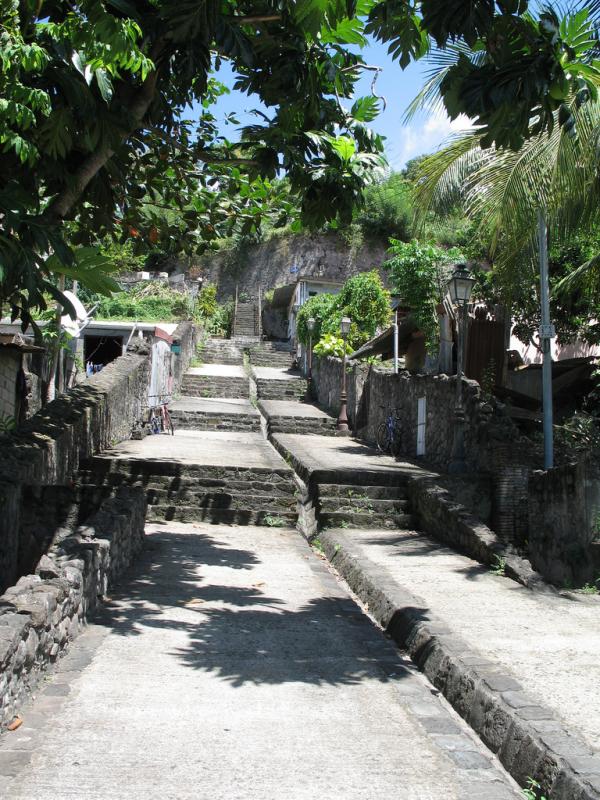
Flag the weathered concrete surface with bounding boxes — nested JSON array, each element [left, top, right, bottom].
[[186, 364, 246, 378], [0, 523, 520, 800], [319, 526, 600, 794], [259, 399, 332, 419], [252, 366, 302, 381], [97, 430, 291, 470], [273, 432, 433, 484]]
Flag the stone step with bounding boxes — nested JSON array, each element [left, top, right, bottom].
[[267, 420, 338, 436], [318, 484, 408, 500], [255, 378, 306, 401], [318, 496, 409, 514], [146, 489, 296, 511], [147, 506, 297, 526], [181, 376, 250, 399], [169, 410, 260, 433], [319, 511, 415, 530], [79, 459, 293, 483], [78, 471, 296, 496]]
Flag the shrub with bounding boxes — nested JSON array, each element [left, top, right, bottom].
[[384, 239, 463, 351], [95, 282, 194, 322], [296, 293, 339, 346], [335, 270, 391, 349], [313, 334, 352, 358]]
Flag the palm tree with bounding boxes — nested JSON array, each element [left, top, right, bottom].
[[407, 4, 600, 300]]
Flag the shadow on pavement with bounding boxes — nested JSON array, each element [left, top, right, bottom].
[[92, 528, 423, 688]]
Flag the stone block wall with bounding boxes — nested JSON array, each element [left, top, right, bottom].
[[0, 323, 198, 592], [0, 486, 146, 728], [528, 459, 600, 586], [310, 356, 517, 472], [0, 350, 20, 421]]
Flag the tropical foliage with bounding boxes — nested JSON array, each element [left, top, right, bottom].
[[296, 269, 390, 351], [93, 282, 197, 322], [409, 4, 600, 342], [383, 239, 463, 350], [3, 0, 600, 329]]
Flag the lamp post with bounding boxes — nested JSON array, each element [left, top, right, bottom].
[[337, 316, 351, 433], [447, 265, 476, 473], [306, 317, 315, 401]]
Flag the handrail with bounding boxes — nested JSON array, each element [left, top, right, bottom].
[[257, 285, 262, 339], [233, 284, 238, 339]]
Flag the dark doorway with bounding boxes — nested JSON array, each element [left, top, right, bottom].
[[84, 335, 123, 369]]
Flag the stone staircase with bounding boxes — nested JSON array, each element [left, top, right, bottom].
[[254, 372, 307, 401], [233, 302, 259, 338], [316, 477, 415, 530], [259, 401, 338, 437], [248, 341, 295, 368], [169, 400, 260, 433], [181, 369, 250, 399], [77, 459, 298, 526], [198, 338, 244, 365]]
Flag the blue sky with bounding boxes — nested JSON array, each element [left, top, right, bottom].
[[206, 38, 474, 171]]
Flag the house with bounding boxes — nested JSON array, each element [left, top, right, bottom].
[[267, 277, 344, 342]]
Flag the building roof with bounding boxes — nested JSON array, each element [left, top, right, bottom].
[[0, 333, 45, 353]]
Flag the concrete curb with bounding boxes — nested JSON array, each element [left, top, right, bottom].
[[320, 529, 600, 800]]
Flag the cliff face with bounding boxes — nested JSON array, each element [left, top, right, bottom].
[[197, 232, 390, 300]]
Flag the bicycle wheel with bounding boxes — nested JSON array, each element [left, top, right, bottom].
[[390, 430, 402, 459], [376, 422, 390, 452]]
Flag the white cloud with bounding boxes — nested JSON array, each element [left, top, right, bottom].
[[387, 110, 476, 170]]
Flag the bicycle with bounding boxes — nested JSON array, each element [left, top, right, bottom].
[[147, 395, 175, 436], [376, 408, 402, 457]]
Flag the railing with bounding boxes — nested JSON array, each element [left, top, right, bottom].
[[233, 284, 238, 339], [257, 285, 262, 339]]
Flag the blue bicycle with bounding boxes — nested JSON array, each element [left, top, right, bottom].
[[376, 408, 402, 457]]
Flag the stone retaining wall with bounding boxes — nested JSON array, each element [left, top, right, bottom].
[[528, 459, 600, 586], [0, 486, 146, 728], [0, 323, 198, 593], [310, 356, 519, 472]]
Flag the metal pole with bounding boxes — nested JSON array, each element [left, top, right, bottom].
[[393, 310, 399, 374], [538, 208, 554, 470], [448, 304, 467, 473], [337, 342, 349, 433], [307, 332, 313, 401]]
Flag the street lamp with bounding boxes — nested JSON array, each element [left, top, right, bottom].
[[447, 265, 476, 473], [337, 316, 351, 433], [306, 317, 315, 401]]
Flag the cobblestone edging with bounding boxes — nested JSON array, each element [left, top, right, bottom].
[[0, 487, 146, 729], [407, 476, 547, 591], [320, 529, 600, 800]]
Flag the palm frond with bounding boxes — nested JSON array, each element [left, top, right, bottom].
[[403, 43, 486, 123], [555, 252, 600, 295]]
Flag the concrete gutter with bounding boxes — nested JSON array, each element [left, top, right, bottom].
[[320, 528, 600, 800]]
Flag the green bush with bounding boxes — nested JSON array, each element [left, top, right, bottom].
[[95, 282, 194, 322], [296, 293, 339, 346], [297, 271, 391, 351], [313, 333, 352, 358], [356, 173, 413, 241], [335, 270, 391, 349], [384, 239, 463, 351]]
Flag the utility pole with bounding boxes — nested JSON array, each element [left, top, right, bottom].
[[538, 209, 555, 470]]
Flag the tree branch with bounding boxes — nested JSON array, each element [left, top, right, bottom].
[[46, 70, 160, 221], [147, 125, 259, 166], [226, 14, 282, 24]]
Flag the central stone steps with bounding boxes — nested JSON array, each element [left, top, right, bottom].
[[315, 477, 414, 530], [181, 366, 250, 399], [253, 367, 307, 401], [78, 455, 298, 527], [197, 338, 244, 366], [169, 398, 260, 432]]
